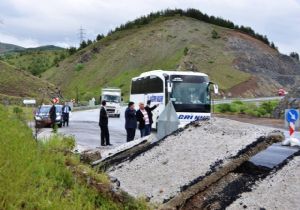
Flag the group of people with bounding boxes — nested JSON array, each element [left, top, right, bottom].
[[99, 100, 158, 146]]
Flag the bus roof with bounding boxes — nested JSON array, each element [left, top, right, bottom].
[[134, 70, 208, 80]]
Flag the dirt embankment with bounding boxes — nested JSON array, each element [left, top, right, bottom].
[[225, 31, 300, 97]]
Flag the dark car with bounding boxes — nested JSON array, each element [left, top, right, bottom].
[[35, 105, 63, 128]]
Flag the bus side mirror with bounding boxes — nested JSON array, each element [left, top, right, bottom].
[[168, 82, 173, 93], [213, 84, 219, 94]]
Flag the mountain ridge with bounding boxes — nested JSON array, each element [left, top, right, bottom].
[[41, 15, 300, 101]]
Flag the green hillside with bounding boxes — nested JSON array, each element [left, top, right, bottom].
[[0, 49, 67, 76], [43, 16, 251, 100], [0, 61, 56, 103], [42, 11, 300, 100]]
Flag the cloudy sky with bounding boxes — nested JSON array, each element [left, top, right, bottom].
[[0, 0, 299, 54]]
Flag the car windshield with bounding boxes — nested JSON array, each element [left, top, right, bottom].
[[38, 106, 51, 114], [170, 76, 210, 105], [37, 105, 62, 114], [103, 95, 120, 103]]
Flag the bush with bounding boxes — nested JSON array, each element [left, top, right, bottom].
[[217, 103, 231, 113], [245, 109, 261, 117], [184, 47, 189, 55], [12, 106, 24, 120], [74, 63, 84, 71], [232, 100, 244, 105], [211, 29, 220, 39]]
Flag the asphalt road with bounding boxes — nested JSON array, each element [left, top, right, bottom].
[[37, 108, 131, 151]]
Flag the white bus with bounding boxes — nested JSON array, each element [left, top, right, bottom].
[[130, 70, 215, 128]]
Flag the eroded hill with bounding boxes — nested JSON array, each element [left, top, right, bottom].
[[42, 16, 300, 100]]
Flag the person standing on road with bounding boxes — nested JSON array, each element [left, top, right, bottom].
[[49, 102, 56, 130], [125, 102, 137, 142], [99, 100, 110, 146], [136, 102, 151, 137], [145, 100, 159, 130], [62, 102, 71, 127]]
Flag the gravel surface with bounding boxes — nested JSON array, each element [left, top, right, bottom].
[[227, 154, 300, 210], [108, 118, 275, 203]]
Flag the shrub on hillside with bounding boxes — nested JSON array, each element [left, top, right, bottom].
[[74, 63, 84, 71], [211, 29, 220, 39]]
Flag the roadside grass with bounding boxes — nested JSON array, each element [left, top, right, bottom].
[[214, 100, 279, 118], [0, 105, 150, 210]]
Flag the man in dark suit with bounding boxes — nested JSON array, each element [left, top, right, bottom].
[[49, 102, 56, 130], [62, 102, 71, 127], [99, 100, 110, 146], [125, 102, 137, 142]]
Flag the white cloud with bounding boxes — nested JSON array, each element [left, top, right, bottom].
[[0, 32, 40, 48], [0, 0, 299, 53]]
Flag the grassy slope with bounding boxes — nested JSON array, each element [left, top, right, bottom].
[[0, 105, 149, 209], [0, 61, 55, 99], [43, 16, 250, 100], [1, 49, 67, 75]]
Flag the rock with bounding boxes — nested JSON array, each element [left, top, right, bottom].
[[267, 130, 285, 142], [80, 149, 102, 164]]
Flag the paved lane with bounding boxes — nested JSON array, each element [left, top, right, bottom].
[[37, 107, 132, 151]]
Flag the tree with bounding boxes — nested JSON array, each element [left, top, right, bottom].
[[67, 47, 77, 55], [96, 34, 104, 41], [290, 52, 299, 61], [87, 39, 93, 46], [79, 41, 87, 50]]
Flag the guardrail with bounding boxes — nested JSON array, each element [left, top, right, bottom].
[[214, 96, 283, 105]]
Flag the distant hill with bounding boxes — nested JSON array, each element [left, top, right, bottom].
[[0, 42, 64, 54], [24, 45, 64, 52], [41, 13, 300, 101], [0, 43, 25, 54], [0, 61, 57, 104]]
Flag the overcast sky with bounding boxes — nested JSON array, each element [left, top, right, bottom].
[[0, 0, 299, 54]]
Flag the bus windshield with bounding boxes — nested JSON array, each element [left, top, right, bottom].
[[103, 95, 120, 103], [170, 75, 210, 113]]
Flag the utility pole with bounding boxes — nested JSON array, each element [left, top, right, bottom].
[[0, 20, 3, 45], [78, 26, 86, 46]]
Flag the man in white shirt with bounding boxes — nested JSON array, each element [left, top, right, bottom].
[[136, 102, 151, 137]]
